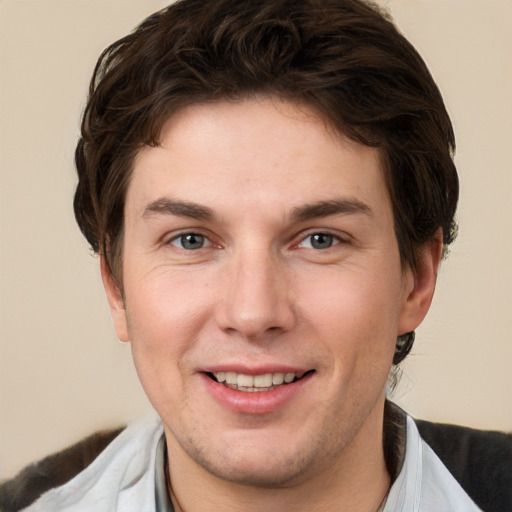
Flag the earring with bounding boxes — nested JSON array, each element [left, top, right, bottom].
[[393, 331, 415, 365]]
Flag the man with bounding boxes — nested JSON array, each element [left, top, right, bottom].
[[0, 0, 510, 511]]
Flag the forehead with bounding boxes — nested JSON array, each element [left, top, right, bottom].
[[127, 97, 390, 221]]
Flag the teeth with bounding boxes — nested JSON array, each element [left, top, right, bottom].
[[284, 373, 295, 383], [272, 373, 284, 385], [225, 372, 237, 385], [237, 374, 254, 387], [254, 374, 273, 387], [212, 371, 299, 389]]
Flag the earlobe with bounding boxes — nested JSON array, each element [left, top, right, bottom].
[[398, 231, 444, 335], [100, 256, 130, 342]]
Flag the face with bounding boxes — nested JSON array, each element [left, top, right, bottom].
[[103, 98, 437, 488]]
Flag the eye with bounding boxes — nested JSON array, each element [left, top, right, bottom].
[[298, 232, 340, 250], [169, 233, 211, 250]]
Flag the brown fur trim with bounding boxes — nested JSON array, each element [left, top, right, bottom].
[[0, 427, 124, 512]]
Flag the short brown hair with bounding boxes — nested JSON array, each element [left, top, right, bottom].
[[74, 0, 458, 284]]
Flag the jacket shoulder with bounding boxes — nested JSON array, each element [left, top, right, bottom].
[[0, 427, 124, 512], [416, 419, 512, 512]]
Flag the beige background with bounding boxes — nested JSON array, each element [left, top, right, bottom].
[[0, 0, 511, 480]]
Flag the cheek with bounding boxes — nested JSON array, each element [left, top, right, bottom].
[[296, 265, 403, 360], [124, 266, 214, 337], [122, 271, 215, 390], [124, 296, 199, 417]]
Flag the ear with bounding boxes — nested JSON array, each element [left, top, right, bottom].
[[100, 256, 129, 342], [398, 230, 444, 335]]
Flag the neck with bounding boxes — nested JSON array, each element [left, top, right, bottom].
[[166, 401, 390, 512]]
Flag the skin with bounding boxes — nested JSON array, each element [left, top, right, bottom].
[[102, 97, 441, 511]]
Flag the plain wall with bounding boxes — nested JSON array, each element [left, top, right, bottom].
[[1, 0, 511, 479]]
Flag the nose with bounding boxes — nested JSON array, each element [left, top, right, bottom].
[[215, 248, 296, 341]]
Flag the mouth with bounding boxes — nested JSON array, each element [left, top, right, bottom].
[[206, 370, 314, 392]]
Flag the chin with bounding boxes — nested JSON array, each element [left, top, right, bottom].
[[177, 427, 332, 489], [196, 452, 314, 488]]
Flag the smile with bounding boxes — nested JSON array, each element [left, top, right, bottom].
[[202, 369, 315, 414], [208, 371, 310, 392]]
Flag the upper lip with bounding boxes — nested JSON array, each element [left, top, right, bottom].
[[201, 364, 312, 376]]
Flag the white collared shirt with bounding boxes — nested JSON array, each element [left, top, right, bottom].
[[383, 415, 482, 511], [23, 412, 481, 511]]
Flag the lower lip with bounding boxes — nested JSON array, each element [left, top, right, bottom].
[[201, 373, 313, 415]]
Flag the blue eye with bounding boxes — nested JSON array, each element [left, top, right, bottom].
[[299, 233, 338, 249], [170, 233, 210, 250]]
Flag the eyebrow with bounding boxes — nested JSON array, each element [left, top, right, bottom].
[[141, 197, 372, 223], [142, 198, 215, 221], [291, 198, 373, 222]]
